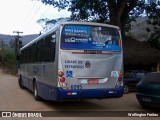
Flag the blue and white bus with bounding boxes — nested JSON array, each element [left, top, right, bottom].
[[18, 22, 124, 101]]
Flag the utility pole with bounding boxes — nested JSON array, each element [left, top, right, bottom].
[[13, 31, 23, 56]]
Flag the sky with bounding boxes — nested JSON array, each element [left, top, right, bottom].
[[0, 0, 71, 35]]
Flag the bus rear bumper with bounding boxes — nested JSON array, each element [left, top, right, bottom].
[[57, 86, 124, 100]]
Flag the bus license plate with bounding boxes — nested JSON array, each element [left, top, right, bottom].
[[88, 79, 99, 84]]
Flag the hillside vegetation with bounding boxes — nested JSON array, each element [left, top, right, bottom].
[[0, 34, 38, 75], [0, 50, 17, 75]]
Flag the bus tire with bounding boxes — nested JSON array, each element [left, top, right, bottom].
[[124, 84, 129, 94], [33, 82, 42, 101], [18, 76, 25, 89]]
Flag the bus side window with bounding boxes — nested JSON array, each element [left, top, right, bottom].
[[21, 50, 25, 64], [24, 49, 27, 63], [27, 47, 31, 63], [37, 39, 44, 62], [30, 43, 37, 63], [20, 51, 23, 64], [44, 32, 56, 62], [22, 50, 25, 64]]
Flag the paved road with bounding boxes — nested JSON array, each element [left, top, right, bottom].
[[0, 69, 159, 120]]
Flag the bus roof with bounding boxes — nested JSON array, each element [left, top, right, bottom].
[[61, 21, 120, 29], [20, 21, 120, 51]]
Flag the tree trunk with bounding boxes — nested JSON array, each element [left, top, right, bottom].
[[107, 0, 138, 38], [108, 0, 127, 37], [109, 9, 126, 38]]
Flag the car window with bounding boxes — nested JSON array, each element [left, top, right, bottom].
[[124, 73, 133, 78], [143, 73, 160, 83], [136, 73, 145, 79]]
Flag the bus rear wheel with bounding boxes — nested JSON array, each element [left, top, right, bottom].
[[33, 82, 42, 101], [18, 76, 25, 89], [124, 84, 129, 94]]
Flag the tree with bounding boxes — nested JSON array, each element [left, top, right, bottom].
[[38, 0, 159, 36], [9, 39, 15, 49], [146, 1, 160, 50], [37, 17, 70, 33], [68, 0, 143, 35]]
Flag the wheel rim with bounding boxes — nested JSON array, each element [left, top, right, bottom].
[[34, 84, 37, 97], [124, 85, 129, 93]]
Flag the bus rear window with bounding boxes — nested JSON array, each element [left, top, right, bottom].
[[61, 24, 121, 51]]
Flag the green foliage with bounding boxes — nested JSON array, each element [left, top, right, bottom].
[[148, 39, 160, 50], [38, 0, 160, 39], [9, 39, 15, 48], [148, 28, 160, 50], [4, 50, 17, 66], [69, 0, 109, 23], [145, 1, 160, 50], [0, 49, 17, 75], [41, 0, 69, 10], [0, 39, 18, 75], [40, 0, 143, 21]]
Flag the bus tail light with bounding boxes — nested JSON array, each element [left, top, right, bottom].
[[118, 72, 123, 81], [118, 71, 123, 81], [119, 72, 124, 77], [118, 38, 121, 47], [60, 77, 65, 83], [58, 71, 65, 82], [118, 77, 122, 81], [58, 71, 68, 88], [58, 71, 64, 77], [116, 72, 123, 88]]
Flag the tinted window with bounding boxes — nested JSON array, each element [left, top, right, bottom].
[[37, 39, 44, 62], [20, 49, 26, 63], [143, 73, 160, 83], [43, 33, 56, 62], [20, 32, 56, 63], [136, 73, 145, 79], [26, 47, 31, 63], [20, 50, 24, 64], [30, 43, 37, 63], [124, 73, 133, 78]]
